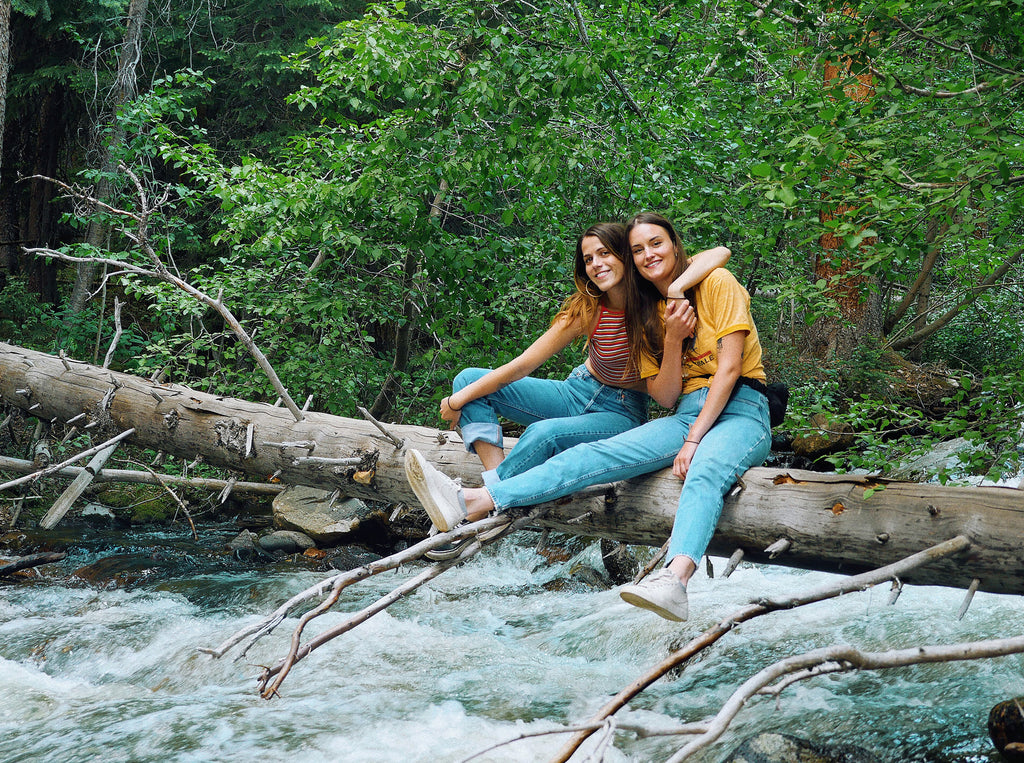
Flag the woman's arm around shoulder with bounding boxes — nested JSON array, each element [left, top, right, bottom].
[[666, 246, 731, 298]]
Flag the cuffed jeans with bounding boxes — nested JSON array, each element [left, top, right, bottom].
[[485, 384, 771, 567], [455, 365, 649, 480]]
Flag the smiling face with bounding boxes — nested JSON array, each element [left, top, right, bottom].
[[629, 221, 680, 293], [580, 235, 626, 294]]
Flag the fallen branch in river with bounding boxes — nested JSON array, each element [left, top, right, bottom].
[[0, 455, 283, 496], [255, 511, 535, 697], [0, 551, 67, 577], [549, 535, 973, 762], [202, 510, 538, 699], [662, 634, 1024, 762], [0, 429, 135, 493]]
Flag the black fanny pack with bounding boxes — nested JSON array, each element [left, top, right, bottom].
[[695, 375, 789, 428]]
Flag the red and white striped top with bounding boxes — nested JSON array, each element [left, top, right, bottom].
[[588, 305, 638, 385]]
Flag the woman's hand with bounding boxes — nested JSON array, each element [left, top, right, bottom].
[[665, 297, 696, 340], [440, 397, 462, 427], [673, 440, 698, 479]]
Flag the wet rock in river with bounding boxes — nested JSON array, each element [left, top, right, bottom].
[[272, 485, 378, 545], [257, 530, 315, 554], [989, 697, 1024, 761], [722, 732, 881, 763], [226, 529, 260, 560]]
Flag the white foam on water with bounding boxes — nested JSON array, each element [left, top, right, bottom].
[[0, 535, 1020, 762]]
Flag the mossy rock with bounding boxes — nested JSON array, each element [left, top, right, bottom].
[[90, 483, 182, 523]]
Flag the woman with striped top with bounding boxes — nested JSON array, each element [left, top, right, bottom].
[[439, 222, 729, 489], [409, 213, 769, 621]]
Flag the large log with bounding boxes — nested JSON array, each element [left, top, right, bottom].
[[1, 342, 1022, 595]]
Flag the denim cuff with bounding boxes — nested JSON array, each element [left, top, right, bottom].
[[460, 422, 503, 453], [480, 468, 500, 487]]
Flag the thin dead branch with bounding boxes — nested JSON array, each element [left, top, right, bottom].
[[23, 170, 305, 422], [550, 535, 971, 762], [144, 464, 198, 540], [0, 429, 136, 493], [201, 512, 520, 660], [0, 454, 282, 496], [665, 634, 1024, 762], [0, 551, 67, 577]]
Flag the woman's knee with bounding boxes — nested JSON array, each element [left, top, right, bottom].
[[454, 368, 490, 392]]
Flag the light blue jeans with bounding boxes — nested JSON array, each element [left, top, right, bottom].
[[485, 384, 771, 567], [455, 365, 649, 480]]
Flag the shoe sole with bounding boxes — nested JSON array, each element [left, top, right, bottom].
[[424, 522, 512, 561], [404, 449, 457, 532], [619, 590, 687, 622]]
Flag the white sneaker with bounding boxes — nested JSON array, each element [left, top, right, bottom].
[[404, 449, 468, 532], [424, 520, 511, 561], [619, 569, 689, 621]]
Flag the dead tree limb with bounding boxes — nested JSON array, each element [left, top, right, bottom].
[[201, 512, 516, 660], [550, 535, 972, 762], [665, 634, 1024, 762], [38, 441, 120, 529], [23, 170, 304, 422], [0, 455, 283, 496], [259, 540, 483, 699], [0, 551, 67, 577], [144, 464, 198, 540], [0, 429, 135, 493], [101, 297, 124, 369]]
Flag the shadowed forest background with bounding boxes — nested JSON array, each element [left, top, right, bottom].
[[1, 0, 1022, 484]]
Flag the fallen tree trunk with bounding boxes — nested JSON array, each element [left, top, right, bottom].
[[1, 342, 1021, 595]]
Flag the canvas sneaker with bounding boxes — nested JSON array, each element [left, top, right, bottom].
[[619, 568, 689, 622], [404, 449, 468, 532], [424, 520, 512, 561]]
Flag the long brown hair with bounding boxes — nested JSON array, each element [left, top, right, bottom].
[[626, 212, 696, 355], [552, 222, 663, 380]]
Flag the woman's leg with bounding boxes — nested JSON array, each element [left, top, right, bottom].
[[482, 410, 688, 511], [453, 368, 579, 469], [665, 386, 771, 579], [493, 386, 648, 479], [619, 387, 770, 621], [457, 366, 647, 475]]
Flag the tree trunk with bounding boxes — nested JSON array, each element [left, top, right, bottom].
[[21, 86, 63, 305], [1, 341, 1021, 596], [66, 0, 149, 315], [807, 18, 882, 359], [0, 0, 10, 176]]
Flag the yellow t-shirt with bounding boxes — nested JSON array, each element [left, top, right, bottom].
[[681, 268, 765, 395]]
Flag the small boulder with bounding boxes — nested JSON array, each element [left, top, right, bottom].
[[226, 529, 260, 560], [257, 530, 316, 554], [989, 697, 1024, 761], [722, 732, 880, 763], [272, 485, 375, 545]]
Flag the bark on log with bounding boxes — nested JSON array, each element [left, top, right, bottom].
[[0, 551, 67, 576], [1, 342, 1022, 595]]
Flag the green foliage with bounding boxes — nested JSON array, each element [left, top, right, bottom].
[[6, 0, 1024, 481]]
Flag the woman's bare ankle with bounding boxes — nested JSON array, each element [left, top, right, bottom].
[[463, 487, 495, 521]]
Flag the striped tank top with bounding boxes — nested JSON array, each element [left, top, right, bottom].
[[588, 305, 638, 385]]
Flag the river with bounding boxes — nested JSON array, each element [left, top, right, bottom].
[[0, 524, 1019, 762]]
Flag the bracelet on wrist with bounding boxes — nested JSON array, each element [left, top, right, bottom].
[[685, 439, 699, 445], [445, 397, 462, 411]]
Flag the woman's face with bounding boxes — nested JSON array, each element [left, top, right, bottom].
[[629, 222, 678, 287], [581, 235, 626, 293]]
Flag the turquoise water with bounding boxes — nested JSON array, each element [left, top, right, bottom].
[[0, 527, 1020, 762]]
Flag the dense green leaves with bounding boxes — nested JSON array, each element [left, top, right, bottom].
[[3, 0, 1023, 476]]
